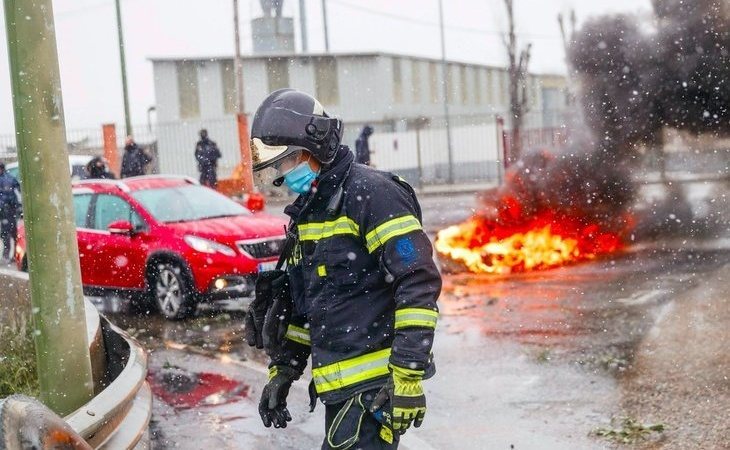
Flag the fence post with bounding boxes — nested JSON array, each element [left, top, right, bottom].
[[495, 115, 505, 185], [236, 113, 254, 194], [102, 123, 119, 176], [415, 118, 425, 189]]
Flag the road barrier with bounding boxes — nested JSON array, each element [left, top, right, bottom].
[[0, 269, 151, 449]]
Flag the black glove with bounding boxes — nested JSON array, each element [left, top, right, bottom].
[[245, 270, 287, 349], [259, 366, 300, 428]]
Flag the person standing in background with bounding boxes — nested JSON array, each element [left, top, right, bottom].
[[120, 136, 152, 178], [195, 129, 223, 188], [0, 162, 21, 263], [85, 156, 116, 180], [355, 124, 374, 165]]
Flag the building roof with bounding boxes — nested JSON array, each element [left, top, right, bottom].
[[148, 50, 565, 77]]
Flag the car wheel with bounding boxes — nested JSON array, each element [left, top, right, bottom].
[[149, 262, 195, 320]]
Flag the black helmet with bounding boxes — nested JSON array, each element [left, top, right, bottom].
[[251, 89, 343, 171]]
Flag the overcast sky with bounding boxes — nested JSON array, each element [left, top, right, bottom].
[[0, 0, 652, 135]]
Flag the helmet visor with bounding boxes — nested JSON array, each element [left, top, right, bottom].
[[251, 137, 304, 171]]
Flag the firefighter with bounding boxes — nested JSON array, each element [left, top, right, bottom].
[[246, 89, 441, 449]]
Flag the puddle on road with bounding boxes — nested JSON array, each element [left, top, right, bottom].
[[147, 366, 249, 409]]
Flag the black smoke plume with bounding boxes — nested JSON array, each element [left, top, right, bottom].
[[570, 0, 730, 151]]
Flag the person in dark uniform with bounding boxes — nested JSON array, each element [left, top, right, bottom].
[[355, 124, 374, 165], [194, 129, 223, 188], [85, 156, 116, 180], [0, 162, 21, 262], [120, 136, 152, 178], [245, 89, 441, 449]]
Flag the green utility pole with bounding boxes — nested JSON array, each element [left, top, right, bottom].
[[3, 0, 94, 415], [115, 0, 133, 137]]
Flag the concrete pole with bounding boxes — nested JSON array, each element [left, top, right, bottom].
[[233, 0, 245, 114], [438, 0, 455, 184], [3, 0, 94, 415], [321, 0, 330, 52], [233, 0, 254, 193], [299, 0, 308, 52], [114, 0, 133, 137]]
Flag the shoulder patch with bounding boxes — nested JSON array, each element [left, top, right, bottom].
[[395, 236, 418, 264]]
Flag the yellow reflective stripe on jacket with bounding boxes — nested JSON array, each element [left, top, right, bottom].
[[394, 308, 438, 329], [285, 324, 311, 346], [365, 215, 422, 253], [298, 216, 360, 241], [312, 348, 391, 394]]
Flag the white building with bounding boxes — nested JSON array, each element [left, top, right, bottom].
[[150, 52, 568, 180]]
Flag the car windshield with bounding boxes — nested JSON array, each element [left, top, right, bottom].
[[131, 184, 250, 223]]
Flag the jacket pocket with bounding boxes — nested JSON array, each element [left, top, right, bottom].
[[325, 247, 361, 287]]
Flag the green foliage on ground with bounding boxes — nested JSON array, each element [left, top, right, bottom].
[[594, 416, 666, 444], [0, 324, 39, 398]]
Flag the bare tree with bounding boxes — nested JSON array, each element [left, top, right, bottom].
[[503, 0, 531, 165], [557, 10, 577, 107]]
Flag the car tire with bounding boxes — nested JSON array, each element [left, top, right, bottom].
[[148, 262, 196, 320]]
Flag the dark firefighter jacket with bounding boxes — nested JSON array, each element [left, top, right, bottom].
[[120, 144, 152, 178], [271, 146, 442, 405]]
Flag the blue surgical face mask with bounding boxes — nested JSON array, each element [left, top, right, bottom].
[[283, 161, 318, 194]]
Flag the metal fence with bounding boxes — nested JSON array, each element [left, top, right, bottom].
[[369, 112, 570, 187], [0, 111, 574, 185]]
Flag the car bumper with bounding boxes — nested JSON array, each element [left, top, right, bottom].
[[204, 274, 257, 301]]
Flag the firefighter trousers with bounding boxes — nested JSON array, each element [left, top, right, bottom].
[[322, 389, 399, 450]]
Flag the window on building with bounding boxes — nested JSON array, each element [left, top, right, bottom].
[[460, 65, 468, 105], [221, 60, 237, 114], [314, 57, 339, 105], [177, 61, 200, 119], [411, 60, 421, 103], [500, 70, 509, 106], [473, 68, 482, 105], [531, 77, 540, 107], [392, 58, 403, 103], [486, 69, 494, 105], [429, 62, 439, 104], [267, 58, 290, 93], [446, 64, 455, 104]]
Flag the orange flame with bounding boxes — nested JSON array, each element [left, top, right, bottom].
[[435, 212, 625, 274]]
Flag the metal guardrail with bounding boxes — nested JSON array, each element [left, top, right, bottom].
[[65, 316, 151, 449], [0, 270, 151, 449]]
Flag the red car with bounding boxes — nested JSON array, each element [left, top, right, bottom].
[[15, 175, 286, 320]]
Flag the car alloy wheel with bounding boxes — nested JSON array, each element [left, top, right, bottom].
[[151, 263, 194, 320]]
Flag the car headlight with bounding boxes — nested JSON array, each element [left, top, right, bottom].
[[184, 235, 237, 257]]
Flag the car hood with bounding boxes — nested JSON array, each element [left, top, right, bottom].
[[165, 213, 287, 243]]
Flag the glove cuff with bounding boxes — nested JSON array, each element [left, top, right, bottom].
[[390, 363, 424, 382], [268, 365, 302, 381]]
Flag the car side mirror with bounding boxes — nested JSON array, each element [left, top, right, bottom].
[[108, 220, 134, 235]]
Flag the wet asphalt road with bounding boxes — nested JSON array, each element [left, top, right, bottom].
[[91, 180, 730, 448], [103, 242, 729, 449]]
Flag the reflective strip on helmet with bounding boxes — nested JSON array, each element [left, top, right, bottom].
[[285, 324, 311, 346], [365, 215, 422, 253], [312, 348, 391, 394], [298, 216, 360, 241], [394, 308, 438, 329]]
